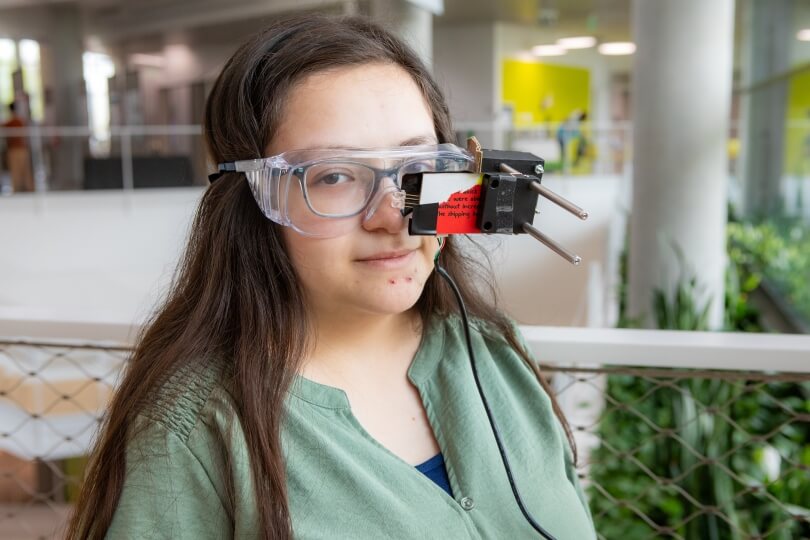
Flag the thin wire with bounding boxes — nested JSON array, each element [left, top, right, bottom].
[[434, 246, 557, 540], [434, 236, 446, 263]]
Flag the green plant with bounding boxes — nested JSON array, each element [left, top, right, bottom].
[[615, 242, 644, 330], [728, 219, 810, 327], [652, 275, 711, 331], [590, 370, 810, 539], [589, 233, 810, 539]]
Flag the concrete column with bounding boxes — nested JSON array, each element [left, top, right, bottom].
[[369, 0, 436, 69], [49, 3, 85, 190], [738, 0, 794, 218], [434, 22, 496, 147], [627, 0, 734, 329]]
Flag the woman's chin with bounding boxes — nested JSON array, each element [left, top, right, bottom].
[[359, 277, 425, 314]]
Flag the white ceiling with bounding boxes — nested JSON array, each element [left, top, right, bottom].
[[440, 0, 630, 40], [0, 0, 634, 42]]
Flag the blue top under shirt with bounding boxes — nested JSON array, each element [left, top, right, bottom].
[[415, 453, 453, 497]]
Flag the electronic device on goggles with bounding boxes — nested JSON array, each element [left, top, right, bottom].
[[211, 138, 588, 265]]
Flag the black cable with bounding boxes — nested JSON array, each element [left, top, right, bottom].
[[435, 263, 558, 540]]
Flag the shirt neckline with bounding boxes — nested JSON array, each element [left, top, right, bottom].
[[414, 452, 445, 472], [287, 315, 448, 410]]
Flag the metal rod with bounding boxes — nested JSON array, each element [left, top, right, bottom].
[[499, 163, 522, 174], [498, 163, 589, 220], [522, 223, 582, 266], [530, 182, 589, 220]]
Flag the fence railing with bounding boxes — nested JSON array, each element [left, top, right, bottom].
[[2, 120, 775, 194], [0, 336, 129, 539], [0, 124, 206, 194], [1, 321, 809, 539], [525, 326, 810, 539]]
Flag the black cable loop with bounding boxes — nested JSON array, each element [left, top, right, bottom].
[[435, 263, 557, 540]]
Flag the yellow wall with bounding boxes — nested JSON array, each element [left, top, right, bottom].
[[785, 69, 810, 175], [501, 59, 590, 127]]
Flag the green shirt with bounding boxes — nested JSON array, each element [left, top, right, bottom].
[[107, 316, 596, 539]]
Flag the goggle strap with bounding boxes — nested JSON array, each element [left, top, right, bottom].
[[209, 162, 238, 184]]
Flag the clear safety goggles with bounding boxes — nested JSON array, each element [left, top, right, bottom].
[[214, 143, 474, 237]]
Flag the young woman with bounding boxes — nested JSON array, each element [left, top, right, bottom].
[[67, 14, 596, 540]]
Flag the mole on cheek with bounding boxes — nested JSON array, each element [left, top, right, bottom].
[[405, 277, 413, 283], [388, 279, 396, 285]]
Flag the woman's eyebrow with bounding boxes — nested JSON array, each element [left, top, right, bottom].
[[399, 135, 439, 146], [307, 135, 439, 151], [293, 135, 439, 156]]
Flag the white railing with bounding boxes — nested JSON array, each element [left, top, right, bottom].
[[3, 316, 810, 371], [522, 325, 810, 373], [0, 124, 205, 193]]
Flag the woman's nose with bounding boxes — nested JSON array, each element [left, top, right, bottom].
[[362, 180, 408, 234]]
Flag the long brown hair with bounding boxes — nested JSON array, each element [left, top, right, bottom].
[[67, 14, 575, 540]]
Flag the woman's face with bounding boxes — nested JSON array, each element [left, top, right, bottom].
[[269, 63, 440, 318]]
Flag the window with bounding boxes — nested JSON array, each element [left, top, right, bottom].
[[0, 39, 17, 122], [18, 39, 43, 122], [83, 51, 115, 155]]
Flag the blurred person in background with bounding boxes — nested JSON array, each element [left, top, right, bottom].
[[2, 102, 34, 193], [556, 109, 587, 172], [572, 111, 589, 168]]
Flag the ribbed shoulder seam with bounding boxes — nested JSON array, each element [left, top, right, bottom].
[[141, 358, 228, 444]]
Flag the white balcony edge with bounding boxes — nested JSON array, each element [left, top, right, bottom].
[[520, 325, 810, 373], [1, 316, 809, 373]]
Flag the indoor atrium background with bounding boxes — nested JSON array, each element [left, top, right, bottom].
[[0, 1, 809, 538]]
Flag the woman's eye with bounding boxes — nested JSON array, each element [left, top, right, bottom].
[[408, 161, 436, 173], [314, 171, 354, 185]]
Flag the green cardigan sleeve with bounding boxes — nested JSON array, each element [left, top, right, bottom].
[[558, 418, 596, 526], [512, 320, 597, 530], [106, 419, 232, 539]]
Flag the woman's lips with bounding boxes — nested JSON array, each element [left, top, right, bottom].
[[356, 249, 416, 269]]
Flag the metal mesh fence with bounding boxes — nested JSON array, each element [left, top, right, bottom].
[[0, 339, 128, 540], [548, 364, 810, 540], [1, 339, 808, 539]]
